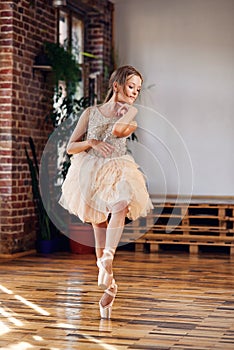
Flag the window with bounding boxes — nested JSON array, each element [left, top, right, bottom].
[[52, 10, 85, 189], [58, 10, 84, 98], [71, 16, 84, 65]]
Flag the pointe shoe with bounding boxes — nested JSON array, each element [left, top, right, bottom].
[[97, 249, 114, 290], [99, 279, 118, 319]]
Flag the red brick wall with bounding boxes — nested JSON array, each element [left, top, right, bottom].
[[0, 0, 113, 255], [0, 0, 56, 255]]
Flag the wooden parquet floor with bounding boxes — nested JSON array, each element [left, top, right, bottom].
[[0, 250, 234, 350]]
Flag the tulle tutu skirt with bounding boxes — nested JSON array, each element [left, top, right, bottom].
[[59, 151, 153, 224]]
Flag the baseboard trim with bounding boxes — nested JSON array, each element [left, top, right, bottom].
[[0, 249, 36, 259]]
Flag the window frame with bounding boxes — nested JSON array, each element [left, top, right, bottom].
[[57, 8, 85, 98]]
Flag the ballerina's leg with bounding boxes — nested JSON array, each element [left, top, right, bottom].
[[92, 221, 107, 259], [99, 201, 128, 312]]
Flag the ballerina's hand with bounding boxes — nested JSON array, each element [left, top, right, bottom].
[[116, 103, 129, 117], [89, 139, 115, 157]]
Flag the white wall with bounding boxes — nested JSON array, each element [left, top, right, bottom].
[[113, 0, 234, 197]]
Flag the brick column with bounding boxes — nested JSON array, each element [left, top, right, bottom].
[[0, 0, 56, 255], [0, 1, 14, 254]]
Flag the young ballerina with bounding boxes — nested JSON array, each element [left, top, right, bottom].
[[59, 65, 153, 319]]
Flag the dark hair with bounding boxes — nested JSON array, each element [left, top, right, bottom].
[[104, 65, 143, 102]]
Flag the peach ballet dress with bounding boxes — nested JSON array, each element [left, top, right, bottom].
[[59, 105, 153, 224]]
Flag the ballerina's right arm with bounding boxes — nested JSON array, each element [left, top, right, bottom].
[[112, 106, 138, 138], [67, 107, 114, 157]]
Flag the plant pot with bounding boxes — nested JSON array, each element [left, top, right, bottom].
[[69, 224, 95, 254], [69, 239, 95, 254], [36, 239, 57, 254]]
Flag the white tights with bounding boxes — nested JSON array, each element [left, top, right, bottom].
[[92, 200, 128, 258], [92, 201, 128, 306]]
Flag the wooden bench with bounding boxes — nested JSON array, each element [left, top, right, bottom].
[[121, 196, 234, 255]]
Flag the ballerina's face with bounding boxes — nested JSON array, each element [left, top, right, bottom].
[[115, 74, 142, 105]]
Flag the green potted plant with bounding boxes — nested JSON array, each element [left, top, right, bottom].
[[26, 42, 85, 253], [41, 41, 96, 254], [44, 41, 82, 94], [25, 137, 61, 253]]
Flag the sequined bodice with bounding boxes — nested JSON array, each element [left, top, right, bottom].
[[86, 107, 127, 158]]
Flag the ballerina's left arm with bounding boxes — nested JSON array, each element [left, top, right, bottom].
[[112, 106, 138, 138]]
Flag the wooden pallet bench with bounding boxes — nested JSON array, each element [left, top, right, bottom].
[[135, 233, 234, 255], [122, 198, 234, 255]]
